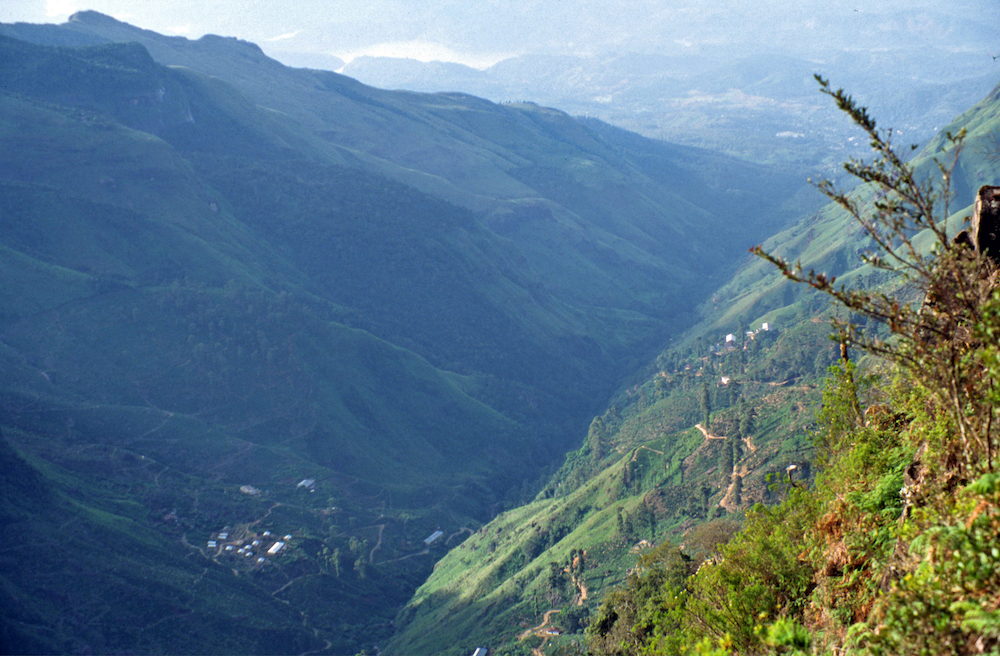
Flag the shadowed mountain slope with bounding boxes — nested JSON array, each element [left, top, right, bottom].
[[2, 11, 814, 335], [0, 18, 818, 654]]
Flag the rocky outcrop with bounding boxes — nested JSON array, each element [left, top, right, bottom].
[[973, 185, 1000, 262], [953, 185, 1000, 262]]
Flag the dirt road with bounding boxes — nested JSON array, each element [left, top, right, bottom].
[[519, 608, 562, 656], [695, 423, 725, 440]]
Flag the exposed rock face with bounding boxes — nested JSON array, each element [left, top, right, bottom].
[[973, 185, 1000, 262], [955, 186, 1000, 262], [927, 185, 1000, 337]]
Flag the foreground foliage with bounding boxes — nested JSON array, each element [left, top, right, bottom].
[[588, 314, 1000, 656], [586, 80, 1000, 655]]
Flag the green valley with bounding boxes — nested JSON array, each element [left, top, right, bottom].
[[2, 9, 999, 656], [386, 79, 1000, 655], [0, 15, 814, 655]]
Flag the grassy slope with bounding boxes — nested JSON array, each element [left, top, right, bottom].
[[388, 321, 833, 655], [0, 26, 827, 516], [385, 77, 1000, 655], [0, 36, 570, 494], [3, 21, 988, 656], [692, 78, 1000, 340]]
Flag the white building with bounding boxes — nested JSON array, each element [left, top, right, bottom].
[[425, 530, 445, 545], [267, 541, 286, 555]]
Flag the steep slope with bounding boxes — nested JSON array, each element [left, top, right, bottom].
[[386, 77, 1000, 655], [386, 319, 833, 655], [0, 34, 576, 497], [2, 10, 813, 342], [0, 37, 562, 654], [696, 77, 1000, 339], [0, 15, 851, 653], [0, 27, 817, 654]]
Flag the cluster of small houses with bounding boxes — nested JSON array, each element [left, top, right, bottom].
[[238, 478, 317, 498], [206, 527, 293, 566], [717, 322, 770, 353], [705, 323, 773, 386], [675, 323, 774, 375]]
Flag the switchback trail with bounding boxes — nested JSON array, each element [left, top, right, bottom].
[[683, 423, 727, 472], [446, 527, 473, 545]]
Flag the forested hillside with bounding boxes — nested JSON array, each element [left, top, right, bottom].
[[1, 10, 813, 330], [0, 16, 815, 655]]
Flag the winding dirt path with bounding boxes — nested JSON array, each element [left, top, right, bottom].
[[378, 549, 430, 565], [630, 445, 664, 462], [250, 502, 282, 526], [134, 411, 175, 440], [153, 465, 170, 487], [682, 423, 725, 471], [570, 573, 588, 605], [719, 435, 759, 509], [446, 527, 473, 545], [695, 423, 725, 440], [519, 609, 562, 655], [369, 524, 386, 563], [297, 623, 333, 656]]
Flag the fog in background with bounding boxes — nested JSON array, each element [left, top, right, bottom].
[[4, 0, 996, 65], [4, 1, 998, 162]]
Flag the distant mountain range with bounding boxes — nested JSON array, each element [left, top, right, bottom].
[[333, 46, 998, 167]]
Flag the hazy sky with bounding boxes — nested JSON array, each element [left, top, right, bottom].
[[1, 0, 995, 69]]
